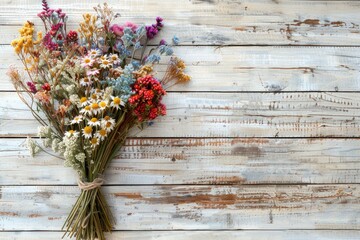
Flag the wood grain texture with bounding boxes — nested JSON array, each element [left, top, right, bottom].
[[0, 185, 359, 231], [2, 92, 360, 138], [2, 45, 360, 92], [1, 0, 360, 46], [1, 230, 360, 240], [1, 138, 360, 185]]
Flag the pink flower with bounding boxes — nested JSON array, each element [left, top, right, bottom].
[[123, 22, 138, 32], [110, 22, 138, 37], [110, 24, 124, 37], [34, 91, 50, 104], [86, 69, 99, 76]]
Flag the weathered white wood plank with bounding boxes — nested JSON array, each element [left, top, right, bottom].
[[2, 92, 360, 137], [1, 0, 360, 45], [0, 185, 359, 230], [1, 138, 360, 185], [1, 230, 360, 240], [2, 45, 360, 92]]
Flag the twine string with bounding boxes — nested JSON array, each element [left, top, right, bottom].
[[77, 178, 104, 191]]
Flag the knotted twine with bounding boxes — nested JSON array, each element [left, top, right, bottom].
[[77, 178, 104, 228], [77, 178, 104, 191]]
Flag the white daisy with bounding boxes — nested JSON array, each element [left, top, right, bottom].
[[90, 102, 101, 115], [89, 49, 101, 58], [81, 56, 94, 67], [88, 117, 101, 127], [86, 68, 100, 77], [80, 97, 89, 107], [95, 129, 107, 141], [71, 115, 83, 124], [65, 130, 79, 138], [109, 53, 120, 65], [80, 77, 93, 87], [90, 137, 100, 148], [110, 96, 125, 110], [80, 105, 92, 116], [102, 116, 115, 133], [101, 116, 115, 126], [98, 100, 108, 110], [82, 126, 93, 139], [100, 58, 113, 69]]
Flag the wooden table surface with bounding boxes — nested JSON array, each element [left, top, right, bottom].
[[1, 0, 360, 239]]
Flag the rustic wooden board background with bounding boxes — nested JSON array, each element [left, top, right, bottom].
[[1, 0, 360, 239]]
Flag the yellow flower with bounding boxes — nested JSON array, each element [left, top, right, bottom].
[[95, 128, 107, 141], [90, 137, 99, 147], [82, 126, 93, 139]]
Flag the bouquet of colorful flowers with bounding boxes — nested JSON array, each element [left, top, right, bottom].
[[7, 1, 190, 239]]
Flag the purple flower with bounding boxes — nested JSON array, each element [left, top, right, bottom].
[[146, 25, 158, 39], [159, 39, 166, 45], [27, 82, 37, 93], [156, 17, 163, 23], [156, 16, 164, 28]]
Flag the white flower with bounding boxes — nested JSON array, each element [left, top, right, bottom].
[[90, 137, 100, 148], [102, 116, 115, 132], [86, 68, 100, 77], [82, 126, 93, 139], [75, 153, 86, 163], [80, 97, 89, 107], [69, 94, 80, 106], [25, 137, 40, 157], [80, 77, 93, 87], [98, 100, 108, 110], [100, 58, 112, 69], [90, 102, 101, 115], [89, 49, 101, 58], [88, 117, 101, 127], [80, 105, 92, 116], [109, 53, 120, 65], [65, 84, 76, 94], [71, 115, 83, 124], [38, 126, 51, 138], [110, 96, 125, 109], [95, 129, 107, 141], [81, 56, 94, 67], [65, 130, 80, 138]]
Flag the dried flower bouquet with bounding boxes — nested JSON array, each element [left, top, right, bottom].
[[8, 1, 190, 239]]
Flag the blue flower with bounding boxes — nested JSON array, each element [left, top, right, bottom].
[[172, 35, 180, 45], [146, 54, 161, 64]]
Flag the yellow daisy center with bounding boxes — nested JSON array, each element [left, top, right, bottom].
[[91, 137, 98, 145], [99, 129, 107, 136], [83, 126, 92, 134], [102, 60, 109, 65], [99, 101, 107, 108], [111, 55, 117, 60], [104, 116, 110, 121], [113, 97, 121, 105], [84, 106, 91, 111], [91, 94, 97, 100], [90, 117, 98, 123], [84, 58, 91, 63], [105, 122, 112, 128], [68, 130, 75, 134], [91, 103, 99, 109], [80, 97, 87, 103]]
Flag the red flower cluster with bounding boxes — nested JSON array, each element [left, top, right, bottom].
[[129, 75, 166, 122], [66, 30, 78, 43]]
